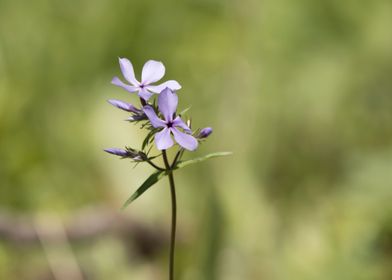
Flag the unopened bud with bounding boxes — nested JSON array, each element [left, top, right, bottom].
[[104, 148, 130, 157], [198, 127, 213, 139], [108, 99, 141, 114], [104, 147, 145, 161]]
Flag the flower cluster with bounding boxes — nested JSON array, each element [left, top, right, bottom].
[[105, 58, 212, 160], [104, 58, 230, 280]]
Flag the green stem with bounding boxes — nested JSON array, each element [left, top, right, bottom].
[[162, 150, 177, 280], [171, 148, 184, 169], [146, 159, 165, 171]]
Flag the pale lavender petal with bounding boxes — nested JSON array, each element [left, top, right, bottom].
[[107, 99, 140, 113], [171, 127, 198, 151], [111, 76, 138, 93], [104, 148, 129, 157], [147, 80, 181, 93], [143, 106, 166, 128], [172, 116, 191, 133], [158, 88, 178, 122], [198, 127, 213, 138], [138, 88, 154, 101], [119, 57, 139, 85], [155, 128, 174, 150], [141, 60, 165, 84]]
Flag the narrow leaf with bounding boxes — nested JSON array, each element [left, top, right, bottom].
[[175, 151, 232, 170], [122, 171, 166, 209], [179, 106, 191, 116], [142, 129, 157, 151]]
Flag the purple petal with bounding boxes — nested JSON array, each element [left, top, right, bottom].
[[172, 116, 191, 133], [155, 128, 174, 150], [141, 60, 165, 84], [107, 99, 140, 113], [171, 127, 198, 151], [147, 80, 181, 93], [138, 88, 154, 101], [104, 148, 129, 157], [143, 106, 166, 128], [119, 57, 139, 85], [198, 127, 213, 138], [111, 77, 138, 93], [158, 88, 178, 122]]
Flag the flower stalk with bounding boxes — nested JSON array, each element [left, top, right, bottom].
[[162, 150, 177, 280], [104, 58, 230, 279]]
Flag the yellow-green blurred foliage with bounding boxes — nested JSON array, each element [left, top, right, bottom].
[[1, 0, 392, 279]]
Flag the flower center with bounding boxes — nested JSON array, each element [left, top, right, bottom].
[[167, 121, 173, 128], [139, 84, 145, 89]]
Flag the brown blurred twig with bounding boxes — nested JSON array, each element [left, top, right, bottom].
[[0, 206, 167, 259]]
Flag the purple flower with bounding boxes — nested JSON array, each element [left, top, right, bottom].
[[198, 127, 213, 139], [111, 58, 181, 101], [143, 88, 198, 151]]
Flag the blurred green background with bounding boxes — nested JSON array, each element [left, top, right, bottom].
[[1, 0, 392, 279]]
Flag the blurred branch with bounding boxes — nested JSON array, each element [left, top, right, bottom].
[[34, 214, 84, 280], [0, 206, 166, 259]]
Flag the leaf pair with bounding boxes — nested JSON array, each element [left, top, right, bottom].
[[122, 152, 232, 209]]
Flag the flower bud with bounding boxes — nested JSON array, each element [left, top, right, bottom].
[[107, 99, 141, 114], [198, 127, 213, 139], [104, 147, 146, 161], [126, 113, 147, 122], [104, 148, 130, 157]]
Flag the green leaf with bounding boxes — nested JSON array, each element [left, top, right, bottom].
[[175, 151, 232, 170], [122, 152, 231, 209], [122, 171, 166, 209]]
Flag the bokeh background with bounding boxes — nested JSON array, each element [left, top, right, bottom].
[[1, 0, 392, 279]]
